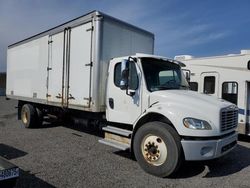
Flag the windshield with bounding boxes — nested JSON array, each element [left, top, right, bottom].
[[141, 58, 189, 92]]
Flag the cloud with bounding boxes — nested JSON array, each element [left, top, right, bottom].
[[0, 0, 244, 72], [149, 15, 231, 56], [100, 1, 224, 56], [101, 2, 231, 57], [0, 0, 81, 71], [157, 24, 230, 52], [0, 0, 163, 71]]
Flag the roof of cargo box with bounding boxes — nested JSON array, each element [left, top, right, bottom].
[[8, 10, 154, 49]]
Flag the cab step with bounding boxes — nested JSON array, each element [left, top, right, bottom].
[[102, 126, 132, 137], [99, 126, 132, 150], [98, 139, 130, 151]]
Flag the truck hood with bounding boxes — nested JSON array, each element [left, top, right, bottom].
[[148, 90, 236, 136], [149, 90, 232, 110]]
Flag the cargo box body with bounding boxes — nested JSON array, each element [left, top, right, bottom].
[[6, 11, 154, 112]]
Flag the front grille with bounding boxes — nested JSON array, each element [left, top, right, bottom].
[[220, 106, 238, 132]]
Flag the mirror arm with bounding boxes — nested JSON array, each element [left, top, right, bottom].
[[128, 56, 137, 62], [126, 89, 135, 97]]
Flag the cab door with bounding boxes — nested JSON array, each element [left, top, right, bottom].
[[200, 72, 219, 97], [106, 60, 142, 125]]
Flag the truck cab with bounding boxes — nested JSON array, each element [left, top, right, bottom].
[[101, 54, 238, 177]]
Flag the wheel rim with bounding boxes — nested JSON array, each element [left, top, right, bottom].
[[22, 109, 28, 124], [141, 134, 167, 166]]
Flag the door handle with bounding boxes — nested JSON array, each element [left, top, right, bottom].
[[109, 98, 114, 109], [56, 93, 62, 99], [68, 94, 75, 100]]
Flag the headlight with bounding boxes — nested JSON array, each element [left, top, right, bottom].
[[183, 118, 212, 130]]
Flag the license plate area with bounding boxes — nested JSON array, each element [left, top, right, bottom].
[[0, 167, 19, 181]]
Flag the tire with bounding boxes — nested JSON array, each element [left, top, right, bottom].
[[133, 121, 183, 177], [21, 104, 38, 128], [36, 107, 44, 127]]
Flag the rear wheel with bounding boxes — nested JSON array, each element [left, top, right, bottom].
[[133, 121, 183, 177], [36, 107, 44, 127], [21, 104, 39, 128]]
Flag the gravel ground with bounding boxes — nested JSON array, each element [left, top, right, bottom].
[[0, 96, 250, 188]]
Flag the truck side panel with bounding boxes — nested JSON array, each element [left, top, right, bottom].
[[68, 22, 92, 108], [94, 19, 154, 111], [6, 11, 154, 113], [47, 32, 64, 104], [7, 36, 48, 101]]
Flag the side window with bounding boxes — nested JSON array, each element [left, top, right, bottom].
[[222, 82, 238, 105], [189, 82, 198, 91], [204, 76, 215, 94], [128, 62, 139, 90], [114, 62, 138, 90], [182, 69, 191, 82], [114, 63, 121, 87]]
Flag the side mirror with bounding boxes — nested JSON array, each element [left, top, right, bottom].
[[120, 59, 129, 90], [185, 72, 190, 82], [182, 69, 190, 82]]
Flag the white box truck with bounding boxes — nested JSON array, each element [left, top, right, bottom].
[[175, 50, 250, 136], [6, 11, 238, 177]]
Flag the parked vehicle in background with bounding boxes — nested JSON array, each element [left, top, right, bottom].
[[6, 10, 238, 177], [0, 157, 19, 187], [175, 50, 250, 136], [0, 73, 6, 96]]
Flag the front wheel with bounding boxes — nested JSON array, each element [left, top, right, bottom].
[[133, 121, 183, 177]]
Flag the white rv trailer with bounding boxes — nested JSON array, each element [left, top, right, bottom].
[[175, 50, 250, 136], [6, 10, 238, 177]]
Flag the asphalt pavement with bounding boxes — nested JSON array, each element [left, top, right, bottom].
[[0, 96, 250, 188]]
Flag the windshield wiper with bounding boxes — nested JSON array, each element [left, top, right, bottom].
[[154, 84, 189, 91], [178, 85, 190, 89], [154, 86, 176, 90]]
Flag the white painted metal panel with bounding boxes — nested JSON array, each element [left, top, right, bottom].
[[47, 32, 64, 104], [6, 12, 155, 113], [101, 21, 153, 61], [106, 60, 142, 124], [68, 22, 92, 107], [6, 36, 48, 100], [180, 53, 250, 135], [94, 20, 154, 111]]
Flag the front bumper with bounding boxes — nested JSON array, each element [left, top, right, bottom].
[[181, 132, 238, 161]]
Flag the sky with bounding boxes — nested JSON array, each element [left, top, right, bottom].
[[1, 0, 250, 72]]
